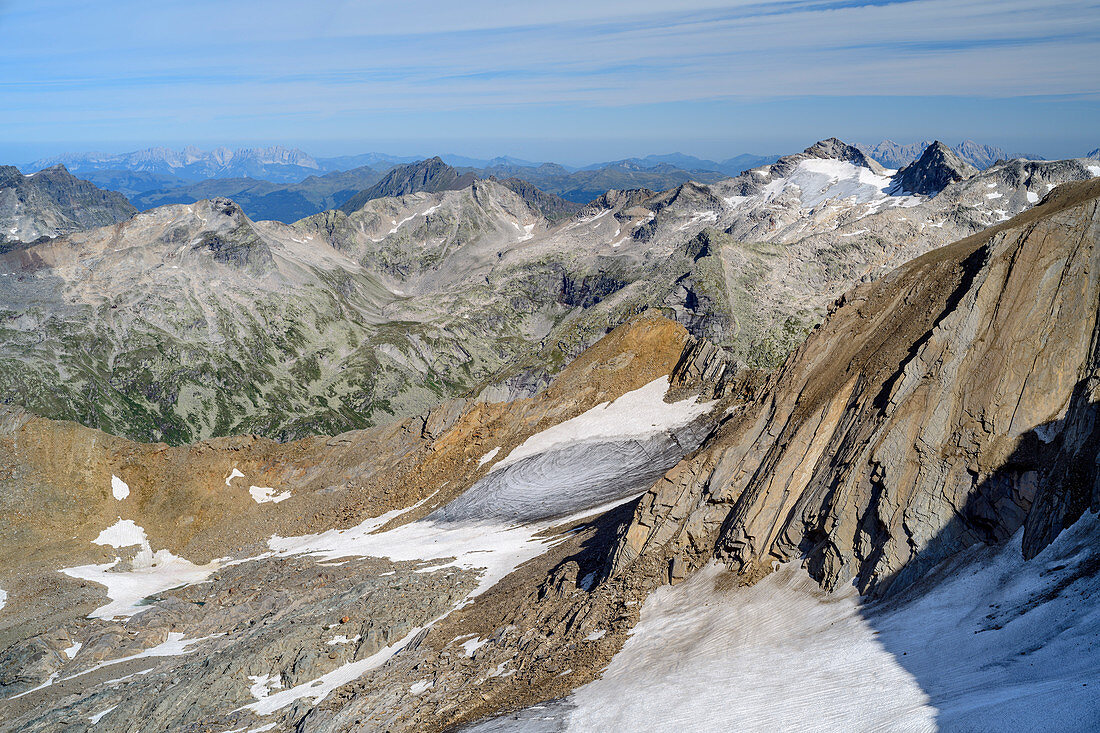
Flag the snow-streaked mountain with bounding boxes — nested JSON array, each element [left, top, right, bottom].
[[1, 140, 1095, 446]]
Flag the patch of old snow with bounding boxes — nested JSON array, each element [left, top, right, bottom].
[[1026, 191, 1040, 203], [326, 635, 360, 646], [249, 486, 291, 504], [89, 705, 117, 725], [63, 641, 82, 659], [0, 588, 6, 611], [559, 563, 934, 732], [111, 475, 130, 500], [94, 518, 146, 548], [242, 625, 426, 715], [477, 447, 501, 468], [66, 632, 219, 680], [248, 673, 284, 699], [1088, 165, 1100, 177], [410, 679, 433, 694], [462, 636, 490, 657], [5, 672, 60, 701], [584, 630, 606, 641], [840, 229, 868, 237], [986, 192, 1003, 199], [62, 519, 220, 619], [225, 468, 245, 486]]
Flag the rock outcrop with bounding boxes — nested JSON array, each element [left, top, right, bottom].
[[339, 157, 476, 213], [893, 140, 978, 195], [0, 164, 136, 246], [611, 177, 1100, 598]]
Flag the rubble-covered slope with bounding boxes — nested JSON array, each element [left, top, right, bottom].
[[0, 315, 719, 732]]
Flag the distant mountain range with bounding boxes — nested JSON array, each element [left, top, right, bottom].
[[131, 166, 385, 223], [107, 155, 766, 223], [856, 139, 1046, 169], [28, 145, 324, 183], [17, 141, 1083, 226]]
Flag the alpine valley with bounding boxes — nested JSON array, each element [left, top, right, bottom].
[[2, 136, 1100, 733]]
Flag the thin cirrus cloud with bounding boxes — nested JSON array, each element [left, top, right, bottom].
[[0, 0, 1096, 153]]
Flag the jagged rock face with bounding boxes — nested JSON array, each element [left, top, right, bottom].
[[893, 141, 978, 195], [491, 177, 581, 221], [611, 177, 1100, 598], [0, 165, 136, 246], [339, 157, 476, 213]]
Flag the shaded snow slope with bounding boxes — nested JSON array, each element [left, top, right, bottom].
[[866, 511, 1100, 731], [472, 511, 1100, 732]]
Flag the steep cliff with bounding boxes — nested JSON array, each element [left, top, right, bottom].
[[611, 176, 1100, 599]]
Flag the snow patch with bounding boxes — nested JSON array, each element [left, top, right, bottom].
[[242, 625, 425, 715], [111, 475, 130, 500], [1026, 191, 1040, 203], [558, 563, 934, 732], [63, 641, 82, 659], [462, 636, 490, 657], [477, 447, 501, 468], [89, 706, 117, 725], [1088, 165, 1100, 177], [326, 635, 360, 646], [62, 519, 220, 619], [492, 378, 712, 472], [249, 486, 291, 504], [839, 229, 868, 237], [225, 468, 244, 486], [410, 679, 433, 694], [248, 673, 284, 699]]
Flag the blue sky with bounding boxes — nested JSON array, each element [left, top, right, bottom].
[[1, 0, 1097, 163]]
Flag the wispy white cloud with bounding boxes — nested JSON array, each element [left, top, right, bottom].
[[0, 0, 1096, 153]]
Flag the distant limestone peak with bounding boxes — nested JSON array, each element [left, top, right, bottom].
[[893, 140, 979, 196]]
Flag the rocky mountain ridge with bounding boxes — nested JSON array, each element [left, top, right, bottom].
[[1, 140, 1095, 445], [0, 165, 136, 247], [892, 140, 978, 195]]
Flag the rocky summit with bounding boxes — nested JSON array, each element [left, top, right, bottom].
[[0, 165, 136, 248], [1, 136, 1100, 733], [893, 140, 979, 196]]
